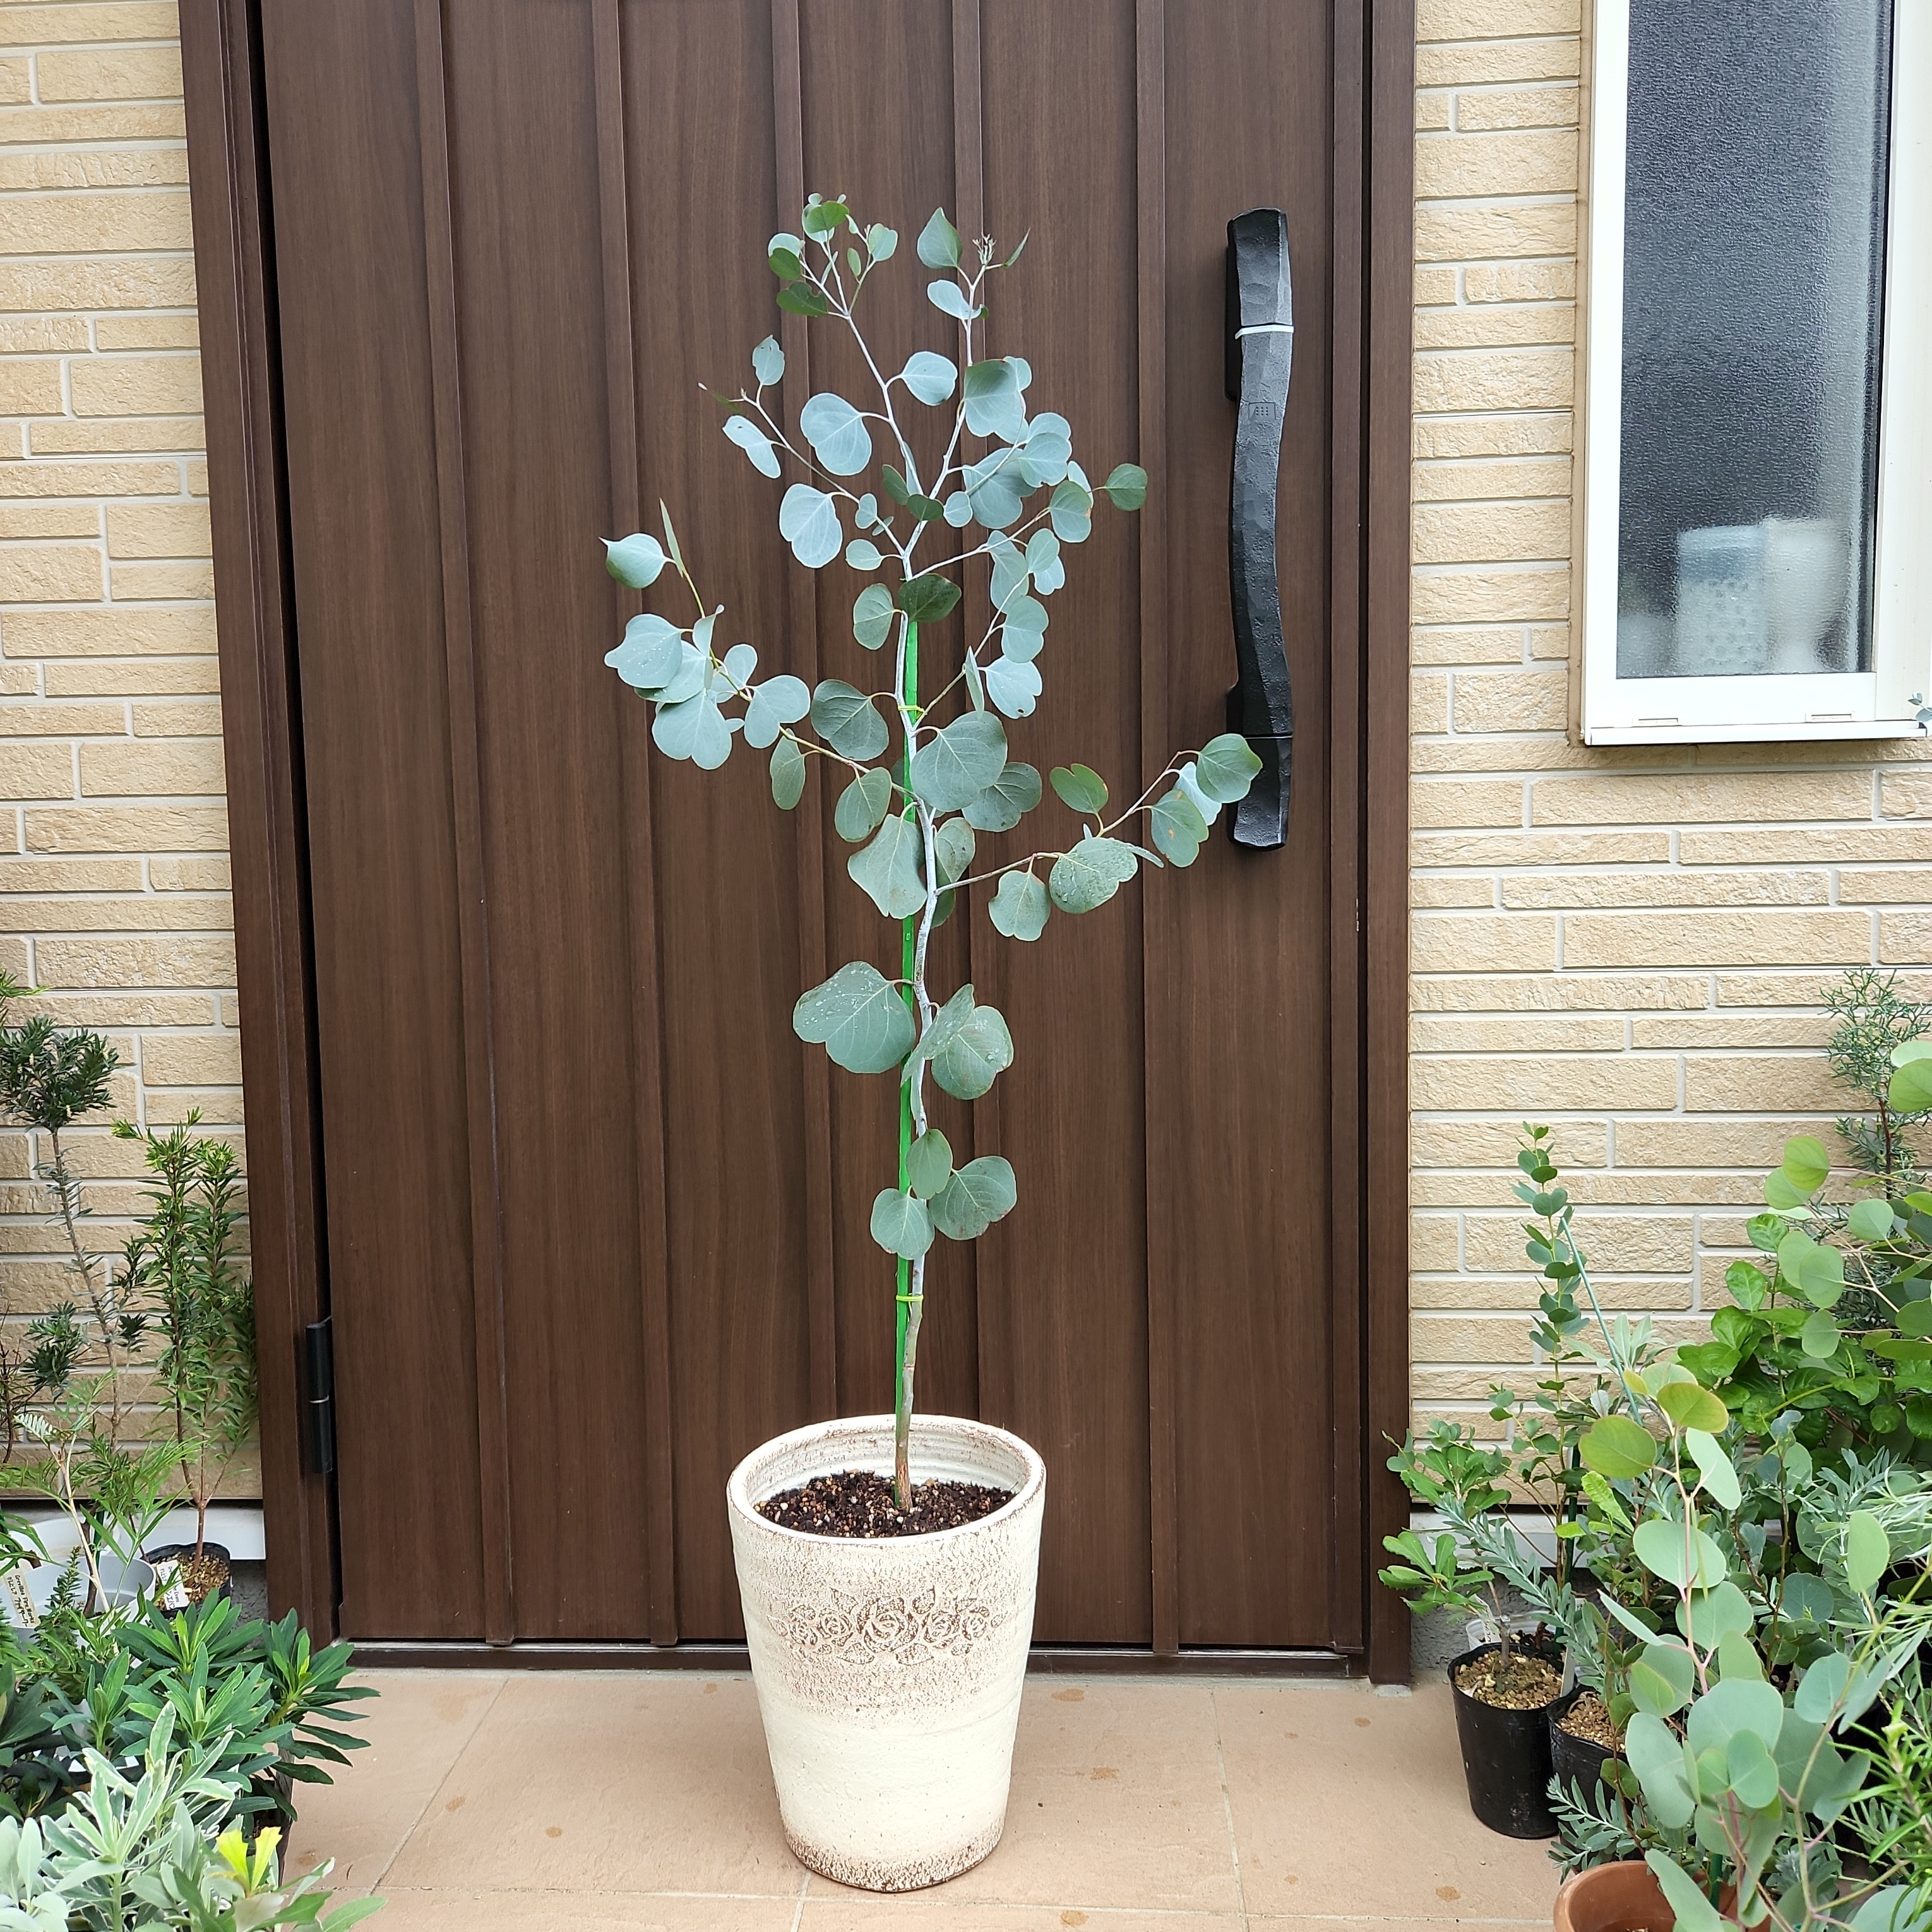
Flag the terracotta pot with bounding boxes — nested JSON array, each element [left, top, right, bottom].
[[727, 1413, 1046, 1893], [1553, 1860, 1676, 1932], [1553, 1861, 1739, 1932]]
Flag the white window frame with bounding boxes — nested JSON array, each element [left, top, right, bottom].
[[1577, 0, 1932, 746]]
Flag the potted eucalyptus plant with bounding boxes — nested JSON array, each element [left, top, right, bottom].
[[599, 195, 1260, 1891]]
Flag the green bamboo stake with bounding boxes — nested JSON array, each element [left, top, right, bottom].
[[893, 618, 920, 1509]]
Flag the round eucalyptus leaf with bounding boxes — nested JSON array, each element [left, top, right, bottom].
[[900, 350, 958, 405], [911, 712, 1008, 813], [792, 960, 914, 1074], [1685, 1428, 1741, 1510], [999, 595, 1047, 659], [962, 761, 1042, 833], [653, 641, 707, 707], [933, 816, 976, 885], [869, 1186, 932, 1259], [1048, 837, 1138, 915], [604, 532, 667, 588], [1799, 1309, 1841, 1359], [604, 611, 683, 691], [1625, 1715, 1696, 1830], [834, 768, 894, 843], [720, 641, 757, 686], [928, 280, 978, 323], [799, 392, 873, 475], [1847, 1196, 1896, 1241], [1686, 1676, 1785, 1758], [1892, 1052, 1932, 1114], [779, 484, 842, 568], [917, 207, 962, 268], [1150, 786, 1208, 867], [767, 245, 805, 282], [906, 1128, 953, 1200], [1025, 528, 1059, 578], [943, 491, 974, 528], [1781, 1135, 1832, 1195], [775, 283, 830, 318], [743, 673, 811, 749], [1177, 761, 1223, 827], [1844, 1510, 1890, 1596], [1633, 1517, 1728, 1591], [801, 196, 849, 238], [1049, 477, 1094, 543], [1628, 1640, 1696, 1719], [965, 450, 1023, 528], [963, 359, 1029, 441], [845, 539, 883, 572], [811, 679, 890, 760], [847, 813, 926, 919], [984, 656, 1041, 719], [852, 583, 896, 650], [866, 223, 898, 261], [1656, 1380, 1730, 1434], [929, 1157, 1017, 1241], [724, 410, 780, 476], [897, 574, 962, 625], [652, 691, 733, 770], [1195, 732, 1264, 804], [770, 737, 806, 809], [1580, 1414, 1657, 1480], [751, 335, 785, 385], [1102, 461, 1148, 510], [932, 1004, 1013, 1100], [1050, 763, 1109, 814], [987, 870, 1049, 941]]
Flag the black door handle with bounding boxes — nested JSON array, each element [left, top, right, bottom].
[[1224, 207, 1294, 850]]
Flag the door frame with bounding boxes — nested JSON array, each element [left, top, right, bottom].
[[181, 0, 1416, 1679]]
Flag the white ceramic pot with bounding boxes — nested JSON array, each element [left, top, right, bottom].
[[727, 1412, 1046, 1892]]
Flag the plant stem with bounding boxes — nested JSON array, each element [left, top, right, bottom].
[[893, 618, 921, 1511]]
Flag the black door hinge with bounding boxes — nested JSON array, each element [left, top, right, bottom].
[[304, 1317, 336, 1476]]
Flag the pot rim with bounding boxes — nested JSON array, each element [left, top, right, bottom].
[[1448, 1638, 1563, 1713], [727, 1411, 1046, 1551]]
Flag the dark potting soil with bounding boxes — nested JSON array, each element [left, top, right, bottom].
[[1557, 1687, 1621, 1751], [756, 1470, 1013, 1539], [1454, 1647, 1561, 1710]]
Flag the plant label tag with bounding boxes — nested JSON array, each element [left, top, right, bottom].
[[1464, 1614, 1499, 1649], [1, 1565, 39, 1630], [152, 1556, 190, 1612]]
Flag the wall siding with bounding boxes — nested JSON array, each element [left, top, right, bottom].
[[0, 0, 251, 1484], [1410, 0, 1932, 1431]]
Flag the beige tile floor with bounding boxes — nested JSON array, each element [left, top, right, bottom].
[[289, 1671, 1560, 1932]]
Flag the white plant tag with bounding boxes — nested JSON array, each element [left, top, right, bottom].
[[2, 1565, 39, 1630], [1464, 1614, 1500, 1649], [151, 1556, 190, 1613]]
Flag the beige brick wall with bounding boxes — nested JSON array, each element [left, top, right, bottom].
[[1410, 0, 1932, 1432], [0, 0, 253, 1486]]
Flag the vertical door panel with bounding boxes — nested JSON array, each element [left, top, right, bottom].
[[1160, 2, 1337, 1644], [443, 1, 655, 1639], [623, 0, 816, 1641], [259, 0, 487, 1638], [975, 0, 1153, 1644]]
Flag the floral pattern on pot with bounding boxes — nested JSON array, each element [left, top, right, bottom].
[[771, 1587, 996, 1665]]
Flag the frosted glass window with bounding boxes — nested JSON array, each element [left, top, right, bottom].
[[1613, 0, 1893, 681]]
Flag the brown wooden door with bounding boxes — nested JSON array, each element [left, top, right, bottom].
[[242, 0, 1379, 1654]]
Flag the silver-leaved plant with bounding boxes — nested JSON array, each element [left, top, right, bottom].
[[601, 194, 1261, 1505]]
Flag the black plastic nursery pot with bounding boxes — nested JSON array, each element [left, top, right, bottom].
[[1448, 1642, 1560, 1839], [1547, 1685, 1621, 1804], [143, 1540, 231, 1607]]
